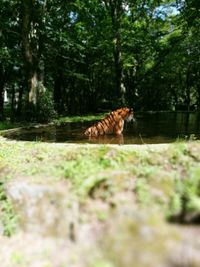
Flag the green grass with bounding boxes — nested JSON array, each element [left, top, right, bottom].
[[52, 113, 107, 125], [0, 114, 106, 136], [0, 139, 200, 225], [0, 121, 23, 131], [0, 173, 17, 236]]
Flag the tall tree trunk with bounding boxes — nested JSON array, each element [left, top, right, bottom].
[[10, 85, 16, 122], [21, 0, 34, 105], [197, 85, 200, 111], [195, 68, 200, 110], [54, 73, 63, 113], [16, 81, 24, 118], [105, 0, 125, 105], [0, 85, 4, 121], [0, 64, 5, 120], [21, 0, 45, 115], [185, 67, 191, 111]]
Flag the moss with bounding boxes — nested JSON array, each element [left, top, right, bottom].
[[1, 138, 200, 225], [100, 210, 180, 267], [0, 174, 18, 237]]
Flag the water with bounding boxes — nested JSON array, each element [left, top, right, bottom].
[[3, 112, 200, 144]]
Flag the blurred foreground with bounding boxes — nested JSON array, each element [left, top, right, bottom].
[[0, 138, 200, 267]]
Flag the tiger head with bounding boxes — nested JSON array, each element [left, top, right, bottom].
[[116, 107, 134, 122]]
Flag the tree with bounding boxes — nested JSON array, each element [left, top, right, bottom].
[[0, 0, 199, 119], [21, 0, 46, 112]]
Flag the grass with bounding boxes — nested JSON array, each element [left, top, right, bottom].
[[0, 112, 106, 130], [0, 173, 17, 237], [0, 113, 106, 138], [0, 139, 200, 220], [52, 113, 106, 125], [0, 121, 23, 131]]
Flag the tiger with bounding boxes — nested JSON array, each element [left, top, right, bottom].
[[84, 107, 134, 137]]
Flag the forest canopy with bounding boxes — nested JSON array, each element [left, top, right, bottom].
[[0, 0, 199, 121]]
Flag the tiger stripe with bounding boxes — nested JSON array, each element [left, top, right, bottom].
[[84, 107, 134, 137]]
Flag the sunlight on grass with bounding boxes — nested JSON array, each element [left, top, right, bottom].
[[53, 113, 107, 125]]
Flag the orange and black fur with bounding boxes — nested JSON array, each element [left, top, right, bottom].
[[84, 107, 134, 137]]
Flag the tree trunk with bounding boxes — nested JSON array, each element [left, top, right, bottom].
[[0, 64, 5, 120], [0, 87, 4, 121], [10, 85, 16, 122], [185, 67, 191, 111], [197, 86, 200, 111], [106, 0, 125, 105], [21, 0, 45, 114], [16, 81, 24, 118], [54, 73, 63, 113]]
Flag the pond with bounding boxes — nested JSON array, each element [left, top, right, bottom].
[[3, 112, 200, 144]]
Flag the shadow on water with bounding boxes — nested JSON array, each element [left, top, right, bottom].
[[2, 112, 200, 144]]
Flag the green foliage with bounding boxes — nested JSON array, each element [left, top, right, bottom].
[[169, 166, 200, 221], [0, 176, 17, 237], [36, 91, 57, 123], [1, 198, 18, 237], [0, 121, 22, 131], [24, 91, 56, 123], [63, 147, 119, 196], [0, 0, 199, 119], [135, 178, 152, 205]]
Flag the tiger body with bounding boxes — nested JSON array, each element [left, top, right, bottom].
[[84, 107, 134, 137]]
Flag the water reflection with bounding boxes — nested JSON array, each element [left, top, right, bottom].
[[134, 112, 200, 139], [87, 134, 124, 144], [3, 112, 200, 144]]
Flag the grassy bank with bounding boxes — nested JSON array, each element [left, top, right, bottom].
[[0, 113, 106, 130], [1, 139, 200, 216], [0, 136, 200, 266]]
